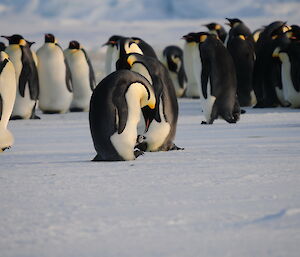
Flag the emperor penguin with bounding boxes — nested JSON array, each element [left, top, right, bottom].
[[103, 35, 124, 75], [227, 32, 256, 106], [191, 32, 240, 124], [117, 53, 182, 152], [64, 40, 96, 112], [253, 21, 291, 107], [2, 34, 39, 120], [89, 70, 156, 161], [36, 33, 73, 114], [272, 31, 300, 108], [161, 45, 187, 97], [182, 32, 202, 98], [0, 51, 16, 152], [203, 22, 227, 43]]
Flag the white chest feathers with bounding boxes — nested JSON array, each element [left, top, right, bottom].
[[199, 78, 216, 122], [279, 53, 300, 108]]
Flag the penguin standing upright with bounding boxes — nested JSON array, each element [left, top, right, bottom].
[[2, 34, 39, 120], [161, 45, 187, 97], [226, 27, 256, 106], [0, 51, 16, 151], [203, 22, 227, 43], [89, 70, 156, 161], [36, 33, 72, 114], [103, 35, 124, 75], [64, 40, 95, 112], [189, 32, 240, 124], [253, 21, 291, 107], [117, 53, 182, 152], [182, 32, 202, 98], [272, 30, 300, 107]]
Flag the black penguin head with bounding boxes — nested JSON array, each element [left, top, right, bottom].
[[182, 32, 201, 43], [225, 18, 242, 28], [26, 40, 35, 48], [45, 33, 56, 43], [272, 33, 291, 57], [68, 40, 81, 49], [102, 35, 123, 46], [204, 23, 222, 31], [0, 42, 6, 51], [270, 23, 291, 40], [1, 34, 26, 45], [287, 25, 300, 41]]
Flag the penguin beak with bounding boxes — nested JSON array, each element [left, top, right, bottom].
[[102, 40, 117, 47], [1, 35, 11, 40]]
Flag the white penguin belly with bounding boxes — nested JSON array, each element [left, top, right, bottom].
[[280, 53, 300, 108], [184, 43, 201, 98], [143, 99, 171, 152], [275, 87, 289, 107], [199, 80, 216, 122], [37, 45, 72, 113], [67, 51, 92, 111], [110, 83, 144, 160]]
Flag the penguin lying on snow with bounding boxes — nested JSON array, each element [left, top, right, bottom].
[[37, 33, 73, 114], [0, 51, 16, 152], [187, 32, 240, 124], [64, 40, 96, 112], [2, 34, 39, 120], [117, 53, 182, 152], [89, 70, 156, 161], [161, 45, 187, 98]]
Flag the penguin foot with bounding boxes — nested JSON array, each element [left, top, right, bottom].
[[1, 146, 11, 152], [70, 107, 85, 112], [43, 110, 61, 114], [240, 109, 246, 114], [170, 144, 184, 151], [31, 114, 41, 120], [134, 149, 144, 158], [10, 115, 23, 120], [201, 121, 208, 125]]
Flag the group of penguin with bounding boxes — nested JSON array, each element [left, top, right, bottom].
[[1, 18, 300, 161], [0, 33, 95, 152]]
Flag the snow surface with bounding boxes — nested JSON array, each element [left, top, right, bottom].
[[1, 101, 300, 257]]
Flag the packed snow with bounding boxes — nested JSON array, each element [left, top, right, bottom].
[[1, 0, 300, 256]]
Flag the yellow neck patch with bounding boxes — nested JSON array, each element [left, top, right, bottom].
[[215, 24, 221, 30], [127, 55, 138, 66], [199, 35, 208, 43], [239, 35, 246, 40], [19, 39, 26, 46]]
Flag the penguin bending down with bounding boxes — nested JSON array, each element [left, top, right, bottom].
[[182, 32, 202, 98], [37, 33, 73, 114], [117, 53, 182, 152], [89, 70, 156, 161], [2, 34, 39, 120], [191, 32, 240, 124], [272, 32, 300, 108], [203, 23, 227, 43], [0, 51, 16, 151], [64, 40, 96, 112], [161, 45, 187, 97]]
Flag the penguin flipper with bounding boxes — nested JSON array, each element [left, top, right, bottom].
[[65, 59, 73, 93], [0, 94, 2, 120], [113, 90, 128, 135], [201, 58, 211, 99], [82, 49, 96, 91], [290, 52, 300, 92], [18, 62, 30, 97]]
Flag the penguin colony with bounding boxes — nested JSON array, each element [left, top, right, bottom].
[[1, 19, 300, 161]]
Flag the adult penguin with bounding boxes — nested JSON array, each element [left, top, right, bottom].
[[161, 45, 187, 97], [225, 18, 254, 47], [182, 32, 202, 98], [103, 35, 124, 75], [272, 31, 300, 107], [0, 51, 16, 151], [253, 21, 291, 107], [89, 70, 156, 161], [36, 33, 73, 114], [203, 22, 227, 43], [190, 32, 240, 124], [227, 32, 256, 106], [64, 40, 96, 112], [1, 34, 39, 120], [117, 53, 182, 152]]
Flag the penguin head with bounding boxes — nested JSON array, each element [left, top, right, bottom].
[[198, 32, 211, 44], [225, 18, 242, 28], [270, 23, 291, 40], [182, 32, 201, 43], [45, 33, 57, 44], [68, 40, 81, 49], [287, 25, 300, 41], [0, 42, 6, 52], [204, 23, 222, 31], [26, 40, 35, 48], [102, 35, 123, 47], [1, 34, 26, 46]]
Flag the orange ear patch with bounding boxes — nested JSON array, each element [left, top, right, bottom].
[[199, 35, 208, 43]]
